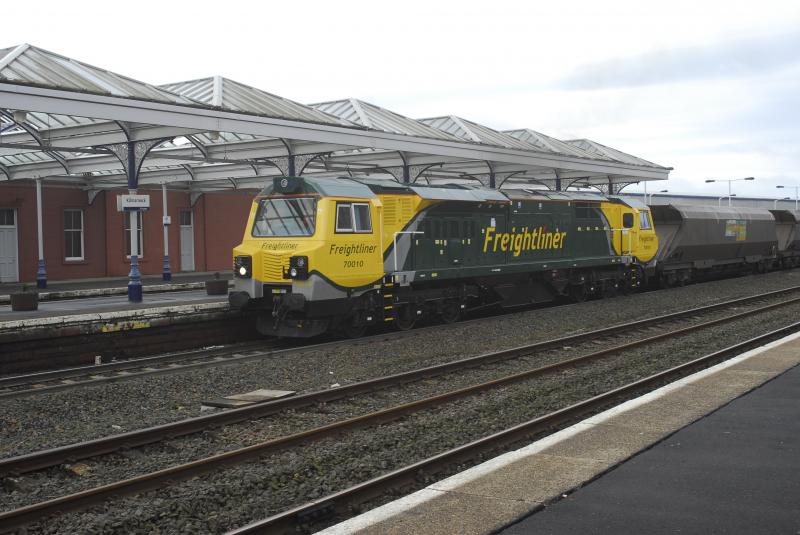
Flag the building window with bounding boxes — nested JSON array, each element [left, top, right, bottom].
[[179, 210, 192, 226], [0, 208, 15, 226], [124, 211, 144, 258], [64, 209, 84, 260]]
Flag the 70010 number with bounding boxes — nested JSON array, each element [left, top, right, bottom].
[[343, 260, 364, 268]]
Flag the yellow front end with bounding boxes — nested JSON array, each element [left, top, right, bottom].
[[230, 195, 385, 307], [599, 202, 659, 263]]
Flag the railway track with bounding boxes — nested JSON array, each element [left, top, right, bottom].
[[232, 321, 800, 534], [2, 288, 799, 532], [4, 285, 800, 400], [2, 285, 797, 477]]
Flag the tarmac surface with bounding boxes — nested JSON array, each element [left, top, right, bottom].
[[500, 363, 800, 535]]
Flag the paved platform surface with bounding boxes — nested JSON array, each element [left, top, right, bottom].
[[500, 363, 800, 535], [0, 271, 223, 295], [0, 290, 227, 322], [319, 333, 800, 535]]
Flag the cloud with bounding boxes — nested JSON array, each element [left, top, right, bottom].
[[557, 31, 800, 90]]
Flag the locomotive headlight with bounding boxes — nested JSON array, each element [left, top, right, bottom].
[[288, 256, 309, 280], [234, 255, 252, 279]]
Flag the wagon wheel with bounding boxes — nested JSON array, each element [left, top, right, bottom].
[[440, 302, 461, 324], [394, 305, 417, 331]]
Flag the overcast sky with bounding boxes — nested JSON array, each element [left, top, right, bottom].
[[3, 0, 799, 198]]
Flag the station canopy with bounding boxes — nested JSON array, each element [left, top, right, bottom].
[[0, 43, 671, 197]]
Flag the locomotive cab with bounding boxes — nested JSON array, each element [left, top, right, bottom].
[[607, 196, 658, 264], [229, 176, 385, 336]]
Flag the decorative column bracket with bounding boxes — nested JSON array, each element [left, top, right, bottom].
[[87, 189, 102, 205], [104, 139, 168, 188], [380, 163, 441, 184], [254, 153, 329, 177]]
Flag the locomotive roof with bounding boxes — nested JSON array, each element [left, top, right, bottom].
[[260, 177, 649, 207]]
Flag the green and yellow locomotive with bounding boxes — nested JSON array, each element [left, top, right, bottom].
[[229, 176, 658, 337]]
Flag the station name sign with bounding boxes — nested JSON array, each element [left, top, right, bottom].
[[117, 194, 151, 211]]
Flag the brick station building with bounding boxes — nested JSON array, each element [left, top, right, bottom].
[[1, 182, 256, 283]]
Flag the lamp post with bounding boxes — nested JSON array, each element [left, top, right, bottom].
[[776, 185, 799, 210], [774, 197, 791, 209], [718, 194, 736, 206], [706, 177, 754, 207]]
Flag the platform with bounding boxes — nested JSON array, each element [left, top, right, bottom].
[[0, 289, 228, 323], [319, 333, 800, 534], [0, 271, 229, 304]]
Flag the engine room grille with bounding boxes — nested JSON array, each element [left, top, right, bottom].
[[262, 253, 289, 281], [399, 197, 413, 221]]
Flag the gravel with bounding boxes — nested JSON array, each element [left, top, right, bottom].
[[17, 295, 800, 534], [4, 289, 792, 511], [2, 270, 800, 462]]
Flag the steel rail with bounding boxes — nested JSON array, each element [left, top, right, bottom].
[[4, 285, 799, 399], [1, 287, 797, 479], [0, 341, 269, 389], [229, 320, 800, 534], [0, 298, 797, 531]]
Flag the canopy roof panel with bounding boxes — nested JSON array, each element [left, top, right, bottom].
[[504, 128, 601, 159], [0, 44, 195, 105], [420, 116, 533, 150], [161, 76, 351, 127], [0, 43, 672, 192], [311, 99, 459, 141], [565, 138, 659, 167]]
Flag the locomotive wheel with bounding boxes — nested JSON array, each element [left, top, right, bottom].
[[602, 281, 619, 298], [440, 302, 461, 324], [569, 284, 588, 302], [341, 313, 367, 338], [394, 305, 417, 331]]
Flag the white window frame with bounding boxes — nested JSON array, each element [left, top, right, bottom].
[[64, 209, 85, 261], [335, 202, 372, 233], [124, 211, 144, 259], [639, 210, 652, 230]]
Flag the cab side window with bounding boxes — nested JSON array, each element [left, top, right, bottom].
[[639, 210, 652, 230], [336, 202, 372, 233]]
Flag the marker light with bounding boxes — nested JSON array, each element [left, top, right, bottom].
[[233, 256, 252, 279], [287, 256, 309, 280]]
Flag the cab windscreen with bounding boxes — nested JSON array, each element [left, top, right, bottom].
[[252, 197, 317, 237]]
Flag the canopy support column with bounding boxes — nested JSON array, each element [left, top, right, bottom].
[[105, 138, 170, 302], [127, 142, 143, 302], [35, 178, 46, 289], [161, 183, 171, 282]]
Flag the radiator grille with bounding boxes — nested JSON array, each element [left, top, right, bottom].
[[262, 253, 289, 282]]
